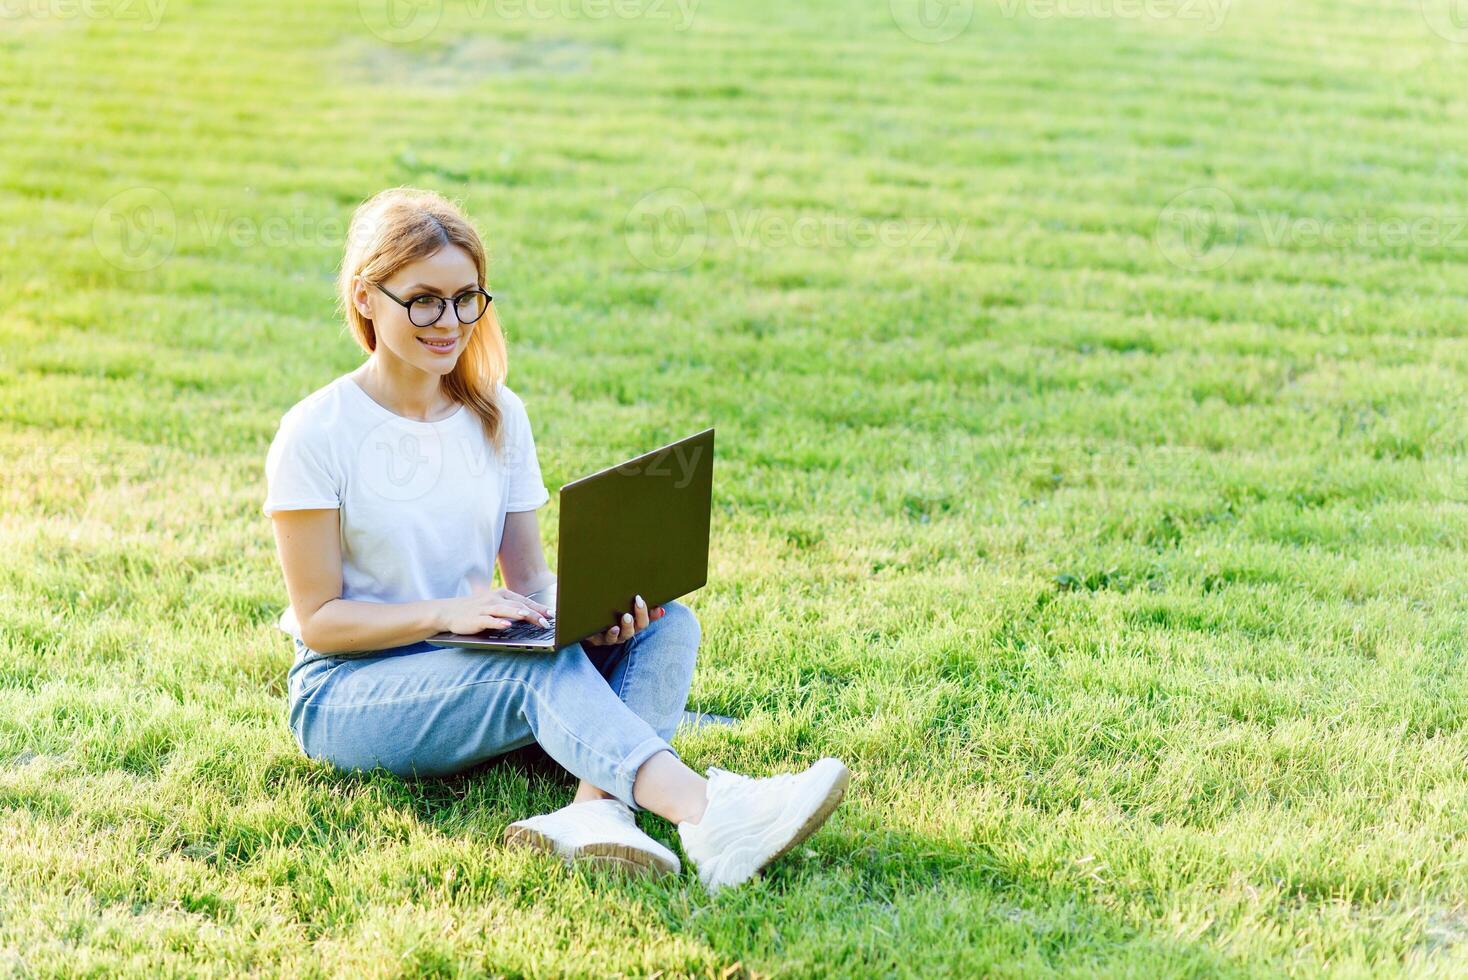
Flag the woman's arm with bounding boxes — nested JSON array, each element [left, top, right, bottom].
[[498, 509, 558, 606], [272, 509, 547, 654], [271, 509, 441, 652], [272, 505, 653, 654]]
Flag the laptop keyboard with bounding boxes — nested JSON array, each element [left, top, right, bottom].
[[493, 616, 556, 643]]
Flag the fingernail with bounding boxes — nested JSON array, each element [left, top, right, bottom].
[[609, 626, 619, 636], [636, 595, 645, 608], [540, 617, 550, 627], [623, 613, 633, 624]]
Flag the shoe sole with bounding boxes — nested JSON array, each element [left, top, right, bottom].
[[503, 825, 679, 879]]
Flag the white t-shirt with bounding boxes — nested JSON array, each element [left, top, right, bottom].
[[262, 373, 550, 645]]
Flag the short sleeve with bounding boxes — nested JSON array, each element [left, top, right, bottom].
[[501, 386, 551, 512], [262, 407, 341, 515]]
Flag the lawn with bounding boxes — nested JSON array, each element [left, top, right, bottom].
[[4, 0, 1468, 974]]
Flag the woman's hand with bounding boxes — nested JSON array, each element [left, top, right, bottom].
[[583, 593, 665, 647], [437, 584, 554, 635]]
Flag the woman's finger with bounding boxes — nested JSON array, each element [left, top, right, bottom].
[[487, 602, 525, 621], [633, 594, 650, 631], [500, 588, 552, 618], [495, 602, 546, 625]]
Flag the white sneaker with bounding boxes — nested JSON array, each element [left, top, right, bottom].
[[503, 798, 680, 879], [677, 757, 851, 893]]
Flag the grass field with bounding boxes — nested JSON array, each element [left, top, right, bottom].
[[4, 0, 1468, 974]]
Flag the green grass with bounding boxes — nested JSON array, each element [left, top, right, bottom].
[[4, 0, 1468, 974]]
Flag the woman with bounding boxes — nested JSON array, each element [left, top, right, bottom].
[[263, 187, 850, 892]]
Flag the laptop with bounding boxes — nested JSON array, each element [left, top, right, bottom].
[[426, 427, 714, 652]]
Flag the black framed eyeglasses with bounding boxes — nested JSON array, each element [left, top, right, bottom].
[[372, 281, 493, 327]]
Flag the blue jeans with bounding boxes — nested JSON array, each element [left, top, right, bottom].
[[285, 600, 701, 812]]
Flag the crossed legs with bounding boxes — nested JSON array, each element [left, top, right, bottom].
[[291, 600, 711, 823]]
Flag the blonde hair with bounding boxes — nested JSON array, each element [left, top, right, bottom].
[[339, 187, 508, 452]]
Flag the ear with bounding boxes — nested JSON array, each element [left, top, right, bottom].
[[351, 275, 374, 319]]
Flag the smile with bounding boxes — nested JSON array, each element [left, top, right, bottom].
[[418, 336, 457, 354]]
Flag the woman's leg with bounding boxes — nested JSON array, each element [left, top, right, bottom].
[[291, 638, 685, 812], [574, 600, 702, 808], [289, 632, 846, 893]]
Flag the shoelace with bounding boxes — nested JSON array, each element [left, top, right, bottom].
[[707, 766, 803, 803]]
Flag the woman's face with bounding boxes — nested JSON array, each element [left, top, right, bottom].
[[353, 245, 482, 376]]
